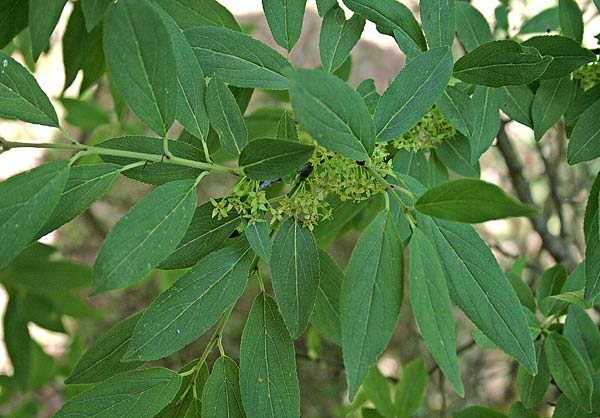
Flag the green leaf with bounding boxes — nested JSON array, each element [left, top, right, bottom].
[[0, 0, 28, 49], [565, 84, 600, 130], [37, 163, 121, 239], [0, 160, 69, 270], [319, 6, 365, 73], [500, 85, 534, 128], [154, 0, 241, 31], [506, 272, 536, 313], [559, 0, 583, 43], [263, 0, 306, 52], [436, 135, 480, 178], [28, 0, 67, 61], [564, 306, 600, 372], [393, 27, 422, 62], [394, 358, 428, 418], [517, 341, 550, 409], [159, 202, 240, 270], [583, 173, 600, 300], [545, 333, 593, 412], [158, 8, 210, 142], [240, 293, 300, 418], [342, 0, 426, 50], [126, 239, 253, 361], [453, 406, 507, 418], [552, 373, 600, 418], [288, 68, 374, 160], [270, 218, 320, 338], [453, 40, 553, 87], [455, 2, 493, 52], [522, 36, 595, 80], [103, 0, 177, 136], [470, 86, 502, 163], [311, 249, 342, 345], [66, 313, 143, 384], [417, 215, 537, 374], [60, 98, 111, 131], [80, 0, 111, 31], [536, 264, 568, 316], [437, 86, 475, 137], [155, 361, 209, 418], [520, 7, 559, 35], [202, 356, 246, 418], [374, 47, 453, 142], [92, 179, 197, 294], [567, 98, 600, 164], [420, 0, 455, 49], [0, 51, 59, 127], [277, 111, 298, 142], [239, 138, 315, 181], [363, 366, 394, 418], [62, 3, 88, 91], [98, 136, 205, 186], [357, 78, 380, 114], [54, 368, 182, 418], [316, 0, 337, 17], [532, 76, 575, 141], [243, 218, 271, 262], [415, 179, 536, 223], [185, 26, 290, 90], [3, 294, 32, 390], [410, 228, 463, 396], [206, 76, 248, 156], [342, 211, 404, 400]]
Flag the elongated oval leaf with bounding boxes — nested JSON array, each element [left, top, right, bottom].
[[342, 0, 426, 50], [154, 0, 241, 31], [436, 135, 480, 178], [420, 0, 455, 49], [263, 0, 307, 52], [160, 203, 240, 270], [545, 333, 593, 411], [517, 341, 550, 409], [185, 26, 290, 90], [29, 0, 67, 61], [0, 0, 28, 49], [410, 229, 463, 396], [0, 51, 59, 127], [455, 2, 493, 52], [288, 68, 374, 160], [54, 368, 182, 418], [415, 179, 537, 223], [98, 136, 205, 186], [417, 214, 537, 374], [202, 356, 246, 418], [583, 173, 600, 300], [65, 313, 143, 384], [320, 6, 365, 73], [567, 99, 600, 164], [374, 47, 453, 142], [126, 239, 253, 361], [559, 0, 583, 43], [240, 293, 300, 418], [520, 7, 559, 35], [564, 306, 600, 372], [239, 138, 314, 181], [500, 85, 534, 128], [92, 179, 197, 294], [243, 217, 271, 262], [393, 27, 423, 62], [311, 249, 342, 345], [0, 161, 69, 270], [522, 35, 595, 80], [342, 210, 404, 400], [453, 40, 553, 87], [470, 86, 502, 163], [394, 358, 428, 418], [206, 76, 248, 156], [532, 76, 575, 141], [270, 218, 320, 338], [437, 86, 475, 138], [277, 111, 298, 141], [104, 0, 177, 136], [37, 163, 121, 239]]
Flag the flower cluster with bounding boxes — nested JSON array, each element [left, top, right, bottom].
[[392, 105, 455, 151], [211, 144, 392, 229], [573, 61, 600, 91]]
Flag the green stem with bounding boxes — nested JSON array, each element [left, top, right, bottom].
[[0, 138, 237, 176]]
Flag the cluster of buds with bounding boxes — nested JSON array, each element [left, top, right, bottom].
[[573, 61, 600, 91], [392, 105, 456, 151]]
